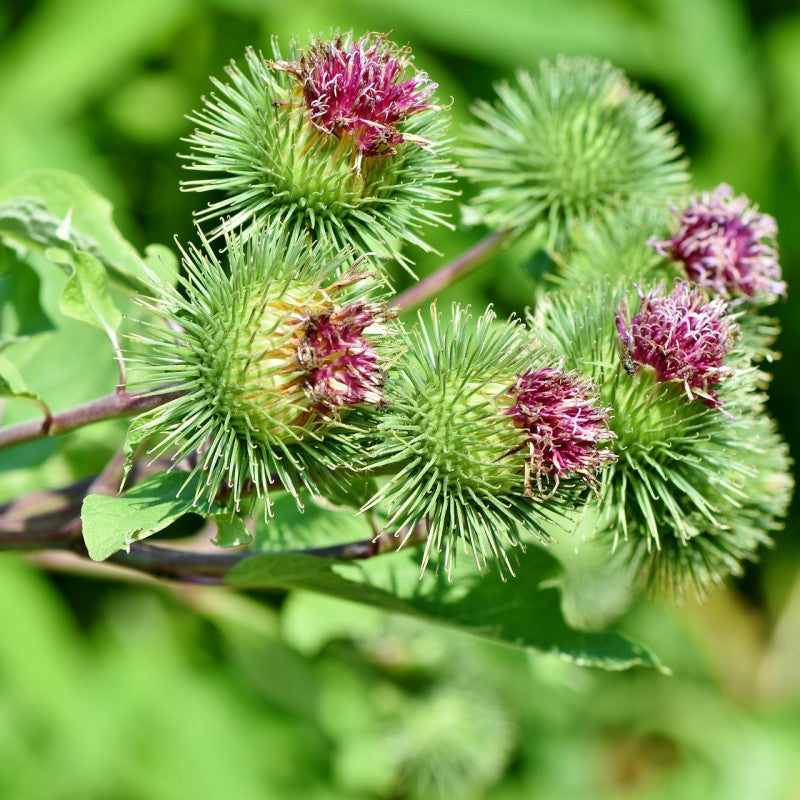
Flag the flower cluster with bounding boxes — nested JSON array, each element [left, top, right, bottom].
[[274, 34, 437, 160], [616, 282, 738, 407], [507, 367, 616, 496], [121, 34, 791, 598], [651, 184, 785, 303]]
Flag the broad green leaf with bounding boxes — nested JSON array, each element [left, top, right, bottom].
[[46, 247, 121, 352], [0, 245, 54, 346], [0, 169, 149, 291], [82, 471, 212, 561], [254, 491, 373, 552], [227, 547, 664, 671], [0, 196, 98, 256], [213, 514, 252, 548], [543, 509, 636, 631]]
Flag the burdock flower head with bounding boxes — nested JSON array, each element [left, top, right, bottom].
[[182, 33, 455, 270], [651, 184, 786, 304], [130, 230, 393, 511], [616, 281, 738, 407], [507, 367, 616, 497], [274, 34, 437, 163], [460, 56, 688, 252], [365, 305, 616, 577]]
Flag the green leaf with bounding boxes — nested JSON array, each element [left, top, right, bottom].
[[0, 169, 149, 291], [0, 196, 98, 255], [81, 471, 212, 561], [142, 243, 179, 288], [0, 355, 48, 418], [254, 491, 373, 552], [213, 514, 252, 548], [0, 245, 54, 346], [46, 247, 121, 350], [227, 547, 665, 671]]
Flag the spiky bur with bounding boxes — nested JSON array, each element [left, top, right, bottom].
[[459, 56, 688, 253], [547, 200, 675, 288], [634, 413, 793, 595], [615, 282, 738, 408], [531, 280, 791, 598], [364, 304, 615, 577], [651, 184, 786, 305], [181, 34, 456, 271], [127, 230, 394, 514]]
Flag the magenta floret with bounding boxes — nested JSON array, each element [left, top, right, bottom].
[[616, 282, 738, 407], [276, 34, 437, 158], [507, 367, 616, 496], [651, 184, 785, 303], [297, 301, 386, 416]]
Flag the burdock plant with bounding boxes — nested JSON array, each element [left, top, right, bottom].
[[0, 32, 792, 673], [365, 304, 615, 576]]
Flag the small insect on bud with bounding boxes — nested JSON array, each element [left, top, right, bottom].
[[615, 282, 738, 408], [651, 184, 786, 304]]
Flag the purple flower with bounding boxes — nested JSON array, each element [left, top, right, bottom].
[[651, 184, 785, 303], [276, 34, 437, 158], [616, 282, 738, 407], [507, 367, 616, 496], [296, 300, 386, 416]]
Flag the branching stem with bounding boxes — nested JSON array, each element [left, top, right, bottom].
[[0, 388, 184, 451], [389, 229, 513, 310]]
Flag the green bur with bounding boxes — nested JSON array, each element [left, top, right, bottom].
[[182, 43, 455, 271], [460, 56, 688, 253], [129, 231, 391, 512], [366, 304, 566, 577]]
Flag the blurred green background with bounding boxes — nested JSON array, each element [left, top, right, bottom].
[[1, 0, 800, 797]]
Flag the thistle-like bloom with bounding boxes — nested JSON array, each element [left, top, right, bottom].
[[365, 305, 615, 578], [460, 57, 688, 252], [615, 282, 738, 407], [182, 36, 455, 269], [507, 367, 616, 496], [130, 230, 392, 511], [651, 184, 785, 304], [299, 300, 386, 415], [274, 34, 437, 160]]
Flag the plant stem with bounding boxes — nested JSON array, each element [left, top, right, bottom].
[[389, 229, 513, 311], [0, 388, 184, 451], [2, 509, 426, 584], [100, 523, 427, 584]]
